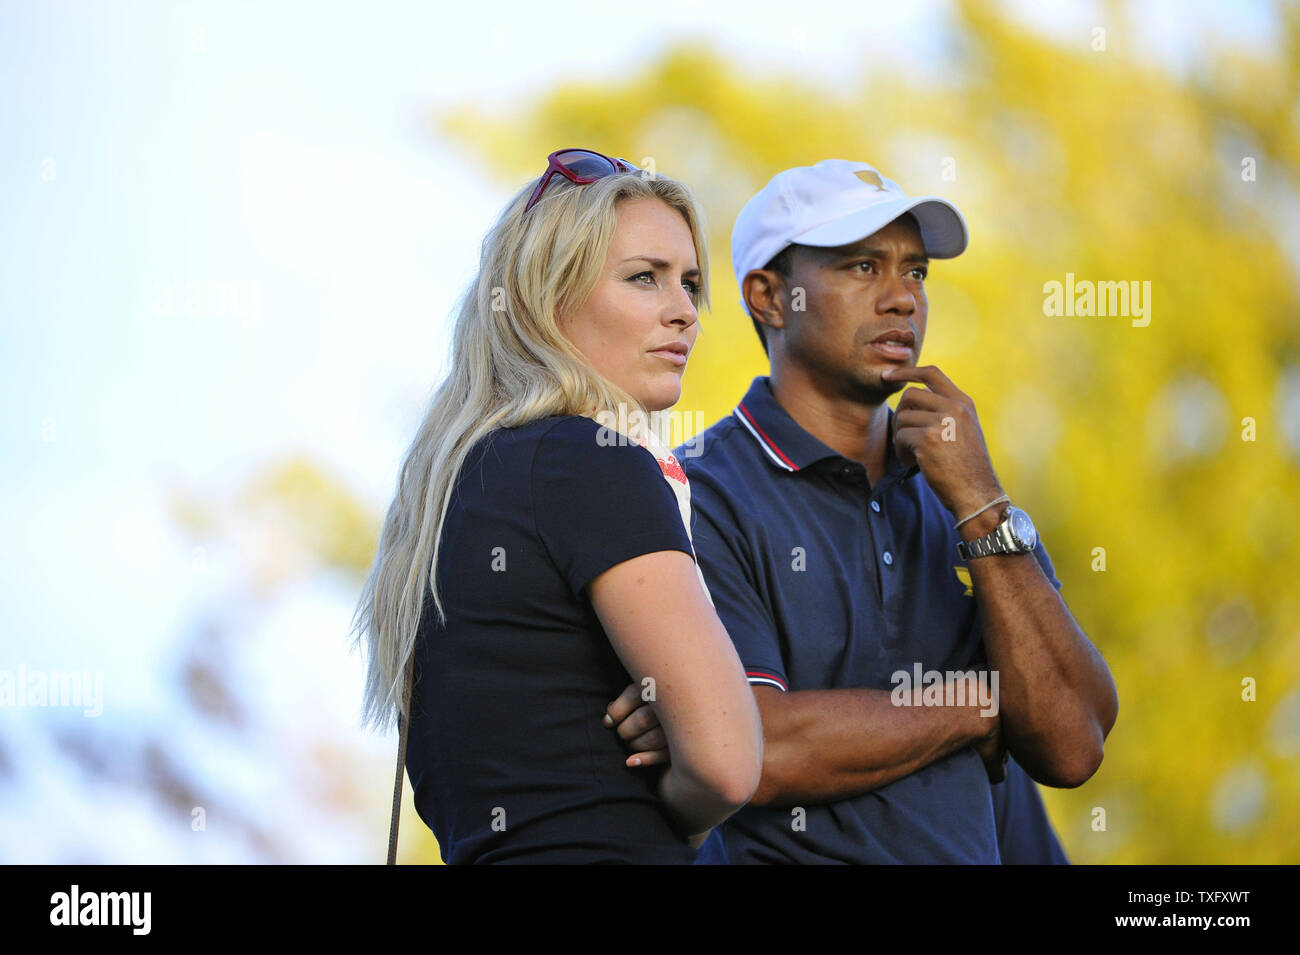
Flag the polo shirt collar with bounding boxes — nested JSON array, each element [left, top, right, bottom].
[[732, 376, 919, 483]]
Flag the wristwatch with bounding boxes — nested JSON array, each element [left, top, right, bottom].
[[956, 505, 1037, 560]]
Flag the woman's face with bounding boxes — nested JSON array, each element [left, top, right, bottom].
[[559, 196, 701, 412]]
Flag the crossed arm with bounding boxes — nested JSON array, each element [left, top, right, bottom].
[[609, 553, 1114, 808], [608, 509, 1115, 802], [736, 544, 1117, 805], [590, 549, 764, 835], [885, 363, 1118, 789], [607, 364, 1118, 805], [952, 505, 1118, 787]]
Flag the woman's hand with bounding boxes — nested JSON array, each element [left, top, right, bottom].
[[590, 549, 763, 833], [604, 682, 671, 768]]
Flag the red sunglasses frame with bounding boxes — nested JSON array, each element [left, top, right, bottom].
[[523, 148, 639, 215]]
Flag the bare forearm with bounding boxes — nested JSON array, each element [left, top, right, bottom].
[[879, 363, 1118, 786], [962, 515, 1119, 786], [657, 765, 748, 836], [749, 686, 993, 807]]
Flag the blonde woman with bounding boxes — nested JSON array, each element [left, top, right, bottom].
[[351, 149, 763, 864]]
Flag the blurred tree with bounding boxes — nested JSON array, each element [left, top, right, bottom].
[[438, 0, 1300, 862]]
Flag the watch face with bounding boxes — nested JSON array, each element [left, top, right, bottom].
[[1009, 508, 1037, 550]]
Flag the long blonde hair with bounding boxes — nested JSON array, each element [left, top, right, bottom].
[[350, 165, 711, 733]]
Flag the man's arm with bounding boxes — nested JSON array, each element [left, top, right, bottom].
[[606, 670, 1007, 808], [957, 504, 1117, 787], [886, 363, 1119, 788], [748, 683, 1000, 807], [681, 472, 1007, 809]]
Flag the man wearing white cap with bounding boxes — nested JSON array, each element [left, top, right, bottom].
[[674, 159, 1118, 863]]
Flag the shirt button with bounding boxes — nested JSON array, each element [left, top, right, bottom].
[[883, 551, 893, 566], [871, 500, 881, 512]]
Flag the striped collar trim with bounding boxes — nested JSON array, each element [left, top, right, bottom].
[[732, 403, 799, 472], [730, 376, 918, 484]]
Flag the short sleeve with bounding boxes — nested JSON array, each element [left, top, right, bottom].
[[532, 417, 695, 597], [688, 477, 789, 693], [991, 755, 1070, 865], [1031, 536, 1063, 593]]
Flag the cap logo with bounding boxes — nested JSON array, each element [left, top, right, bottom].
[[854, 169, 886, 191]]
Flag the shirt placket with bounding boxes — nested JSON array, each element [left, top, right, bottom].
[[831, 460, 897, 616], [867, 472, 905, 635]]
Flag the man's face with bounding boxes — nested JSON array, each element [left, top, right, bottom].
[[777, 214, 928, 404]]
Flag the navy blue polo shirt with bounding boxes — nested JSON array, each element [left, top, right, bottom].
[[406, 414, 698, 864], [676, 376, 1065, 864], [993, 755, 1070, 864]]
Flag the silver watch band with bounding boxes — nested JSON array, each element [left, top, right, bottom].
[[958, 530, 1009, 560], [957, 506, 1022, 560]]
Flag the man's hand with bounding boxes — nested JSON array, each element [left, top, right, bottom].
[[883, 364, 1005, 520], [603, 682, 670, 768], [973, 711, 1008, 784], [885, 367, 1119, 788]]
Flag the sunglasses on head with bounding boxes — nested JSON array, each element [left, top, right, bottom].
[[524, 148, 639, 215]]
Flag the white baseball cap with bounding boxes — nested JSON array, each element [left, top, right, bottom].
[[731, 159, 969, 315]]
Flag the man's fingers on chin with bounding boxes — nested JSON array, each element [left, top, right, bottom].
[[897, 364, 965, 400], [896, 385, 946, 411], [893, 409, 942, 430]]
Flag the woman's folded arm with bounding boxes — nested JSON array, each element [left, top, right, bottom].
[[588, 548, 764, 835]]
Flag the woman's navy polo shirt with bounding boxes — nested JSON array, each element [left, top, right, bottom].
[[677, 377, 1066, 864], [404, 414, 698, 864]]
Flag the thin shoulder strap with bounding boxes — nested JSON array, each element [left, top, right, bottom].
[[386, 649, 418, 865]]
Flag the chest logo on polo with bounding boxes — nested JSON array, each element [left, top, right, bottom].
[[954, 565, 973, 596]]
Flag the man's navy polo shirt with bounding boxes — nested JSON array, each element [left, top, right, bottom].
[[995, 755, 1070, 864], [676, 376, 1065, 864]]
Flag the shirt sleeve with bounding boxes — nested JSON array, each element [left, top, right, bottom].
[[991, 755, 1071, 865], [531, 416, 695, 597], [687, 475, 789, 692], [1031, 536, 1064, 593]]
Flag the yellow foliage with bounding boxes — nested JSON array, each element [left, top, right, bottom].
[[438, 1, 1300, 862]]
